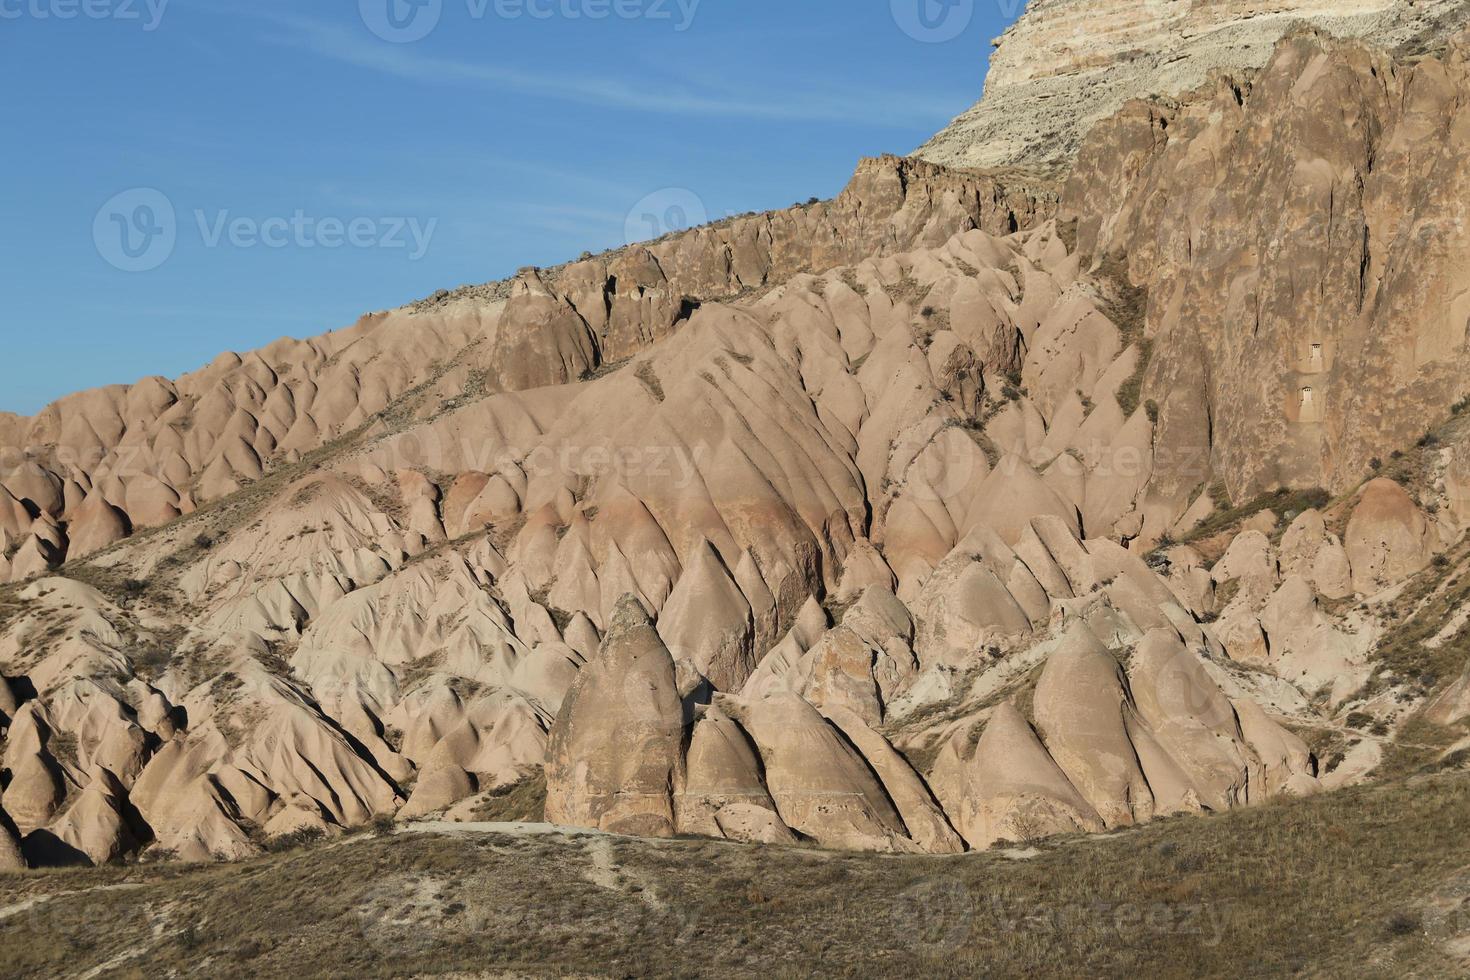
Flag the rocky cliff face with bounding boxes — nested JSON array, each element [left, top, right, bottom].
[[2, 20, 1470, 869], [0, 156, 1055, 590], [917, 0, 1470, 172], [1065, 27, 1470, 513]]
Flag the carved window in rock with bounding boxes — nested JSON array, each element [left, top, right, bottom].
[[1299, 386, 1321, 422]]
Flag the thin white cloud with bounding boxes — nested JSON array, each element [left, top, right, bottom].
[[508, 202, 629, 222], [249, 12, 954, 128]]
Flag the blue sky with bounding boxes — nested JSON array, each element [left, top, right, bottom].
[[0, 0, 1028, 414]]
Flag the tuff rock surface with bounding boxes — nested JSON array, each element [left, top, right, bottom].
[[918, 0, 1470, 171], [1, 22, 1469, 867]]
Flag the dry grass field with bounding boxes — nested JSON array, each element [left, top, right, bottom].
[[2, 771, 1469, 979]]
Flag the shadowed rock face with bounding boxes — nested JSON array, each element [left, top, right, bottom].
[[5, 20, 1470, 867], [0, 807, 25, 870], [918, 0, 1470, 172]]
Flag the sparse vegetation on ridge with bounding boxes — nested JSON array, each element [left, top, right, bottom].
[[3, 771, 1468, 978], [1183, 486, 1334, 545]]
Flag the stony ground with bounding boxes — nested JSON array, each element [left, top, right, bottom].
[[2, 770, 1468, 979]]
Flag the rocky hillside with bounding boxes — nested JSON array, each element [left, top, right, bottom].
[[1, 25, 1469, 875], [0, 155, 1053, 588], [917, 0, 1470, 172], [5, 771, 1469, 977]]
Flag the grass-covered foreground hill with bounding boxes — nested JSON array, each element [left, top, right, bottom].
[[2, 771, 1469, 979]]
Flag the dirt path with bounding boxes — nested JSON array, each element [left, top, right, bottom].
[[0, 882, 143, 923]]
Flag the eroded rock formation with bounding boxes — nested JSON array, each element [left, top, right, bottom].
[[1, 22, 1469, 867], [918, 0, 1470, 171]]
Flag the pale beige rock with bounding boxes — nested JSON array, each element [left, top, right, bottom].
[[419, 696, 547, 787], [1241, 510, 1280, 538], [442, 472, 489, 534], [1232, 699, 1321, 797], [803, 627, 882, 727], [239, 700, 403, 828], [712, 803, 798, 846], [510, 642, 584, 716], [66, 493, 129, 558], [4, 32, 1467, 863], [674, 705, 790, 844], [397, 470, 446, 543], [89, 723, 151, 791], [723, 691, 909, 852], [401, 765, 476, 820], [385, 684, 469, 767], [459, 475, 521, 533], [544, 596, 685, 838], [819, 705, 963, 854], [489, 271, 599, 390], [147, 776, 259, 863], [1126, 630, 1261, 810], [4, 461, 64, 517], [1212, 531, 1277, 587], [2, 709, 68, 835], [967, 455, 1081, 546], [930, 703, 1103, 850], [1064, 31, 1470, 502], [918, 0, 1465, 171], [136, 690, 178, 741], [739, 597, 830, 700], [330, 692, 414, 785], [264, 803, 332, 840], [0, 486, 29, 538], [911, 536, 1034, 670], [50, 768, 144, 866], [9, 535, 56, 581], [0, 673, 17, 722], [1033, 624, 1154, 828], [656, 538, 755, 691], [0, 809, 24, 869], [1258, 577, 1368, 702], [732, 549, 778, 657], [131, 740, 231, 836], [1345, 479, 1436, 594], [836, 538, 897, 602]]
